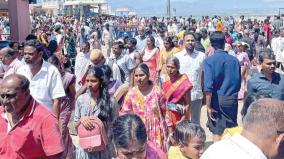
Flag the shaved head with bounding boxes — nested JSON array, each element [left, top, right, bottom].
[[243, 98, 284, 137]]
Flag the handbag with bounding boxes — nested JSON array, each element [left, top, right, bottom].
[[78, 116, 108, 152]]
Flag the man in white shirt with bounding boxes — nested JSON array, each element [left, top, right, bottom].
[[74, 42, 91, 91], [135, 26, 147, 52], [201, 98, 284, 159], [271, 28, 284, 73], [102, 23, 112, 57], [174, 32, 206, 125], [17, 39, 65, 119]]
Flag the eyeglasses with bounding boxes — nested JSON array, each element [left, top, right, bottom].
[[0, 93, 17, 100]]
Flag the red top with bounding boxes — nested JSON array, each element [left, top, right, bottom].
[[0, 99, 64, 159]]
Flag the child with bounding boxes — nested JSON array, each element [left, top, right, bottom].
[[168, 120, 206, 159]]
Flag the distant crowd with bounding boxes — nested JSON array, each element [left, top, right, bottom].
[[0, 13, 283, 159]]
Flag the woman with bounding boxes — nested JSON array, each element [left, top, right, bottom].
[[172, 35, 184, 53], [112, 114, 166, 159], [158, 36, 176, 83], [236, 42, 250, 99], [162, 57, 192, 129], [142, 35, 160, 83], [74, 67, 118, 159], [48, 56, 76, 159], [121, 64, 168, 151]]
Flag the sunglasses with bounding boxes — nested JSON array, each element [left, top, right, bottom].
[[0, 93, 17, 100]]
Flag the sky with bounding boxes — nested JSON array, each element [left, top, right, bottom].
[[107, 0, 284, 16]]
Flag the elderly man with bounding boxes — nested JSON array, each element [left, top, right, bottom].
[[0, 46, 24, 78], [135, 26, 147, 52], [0, 74, 64, 158], [16, 39, 65, 119], [201, 98, 284, 159], [203, 31, 241, 142]]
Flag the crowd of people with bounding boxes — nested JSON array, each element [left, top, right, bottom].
[[0, 13, 283, 159]]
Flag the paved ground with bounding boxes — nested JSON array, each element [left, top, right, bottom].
[[71, 101, 244, 148]]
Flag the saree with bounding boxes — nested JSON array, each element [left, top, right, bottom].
[[121, 86, 168, 151], [162, 74, 193, 126]]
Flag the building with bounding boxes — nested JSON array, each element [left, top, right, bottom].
[[115, 7, 136, 17], [41, 0, 64, 15], [64, 0, 109, 16]]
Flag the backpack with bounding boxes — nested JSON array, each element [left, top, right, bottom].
[[78, 116, 108, 152]]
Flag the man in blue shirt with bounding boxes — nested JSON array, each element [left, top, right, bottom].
[[203, 31, 241, 142], [247, 48, 284, 100]]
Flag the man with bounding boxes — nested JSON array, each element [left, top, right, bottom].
[[194, 32, 206, 53], [247, 48, 284, 100], [203, 31, 241, 142], [200, 28, 211, 53], [273, 16, 283, 34], [74, 42, 91, 91], [126, 37, 139, 60], [156, 28, 166, 49], [201, 98, 284, 159], [0, 74, 64, 158], [102, 23, 112, 57], [76, 27, 89, 47], [0, 46, 24, 78], [107, 41, 136, 84], [16, 39, 65, 119], [271, 28, 284, 72], [135, 26, 147, 52], [90, 49, 106, 67], [174, 32, 206, 125], [77, 49, 107, 87]]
